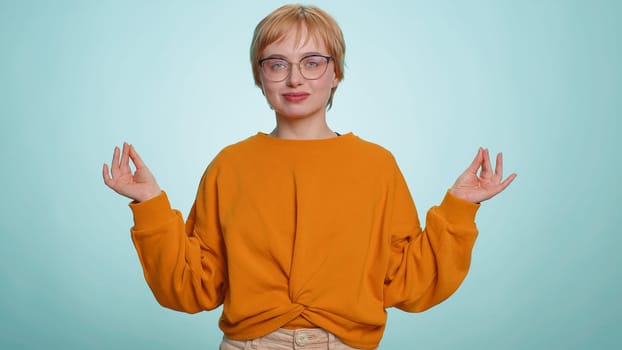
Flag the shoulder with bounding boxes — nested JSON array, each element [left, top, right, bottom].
[[211, 134, 263, 162], [199, 134, 263, 177], [348, 134, 399, 166]]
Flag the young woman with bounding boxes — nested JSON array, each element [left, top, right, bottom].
[[103, 4, 516, 349]]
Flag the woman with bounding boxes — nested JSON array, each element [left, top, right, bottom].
[[103, 4, 516, 349]]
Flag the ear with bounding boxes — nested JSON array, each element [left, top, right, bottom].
[[331, 71, 340, 89]]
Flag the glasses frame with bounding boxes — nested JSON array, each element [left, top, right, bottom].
[[258, 54, 332, 82]]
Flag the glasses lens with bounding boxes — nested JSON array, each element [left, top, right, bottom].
[[300, 56, 328, 80], [261, 58, 289, 82]]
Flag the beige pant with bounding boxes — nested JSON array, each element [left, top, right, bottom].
[[219, 328, 372, 350]]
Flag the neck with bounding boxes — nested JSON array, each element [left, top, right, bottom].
[[271, 113, 336, 140]]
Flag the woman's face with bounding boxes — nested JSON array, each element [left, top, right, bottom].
[[259, 26, 339, 121]]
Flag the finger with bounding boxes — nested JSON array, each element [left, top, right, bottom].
[[494, 152, 503, 181], [119, 142, 131, 173], [102, 163, 111, 185], [110, 146, 121, 178], [129, 144, 148, 170], [497, 173, 517, 193], [480, 148, 493, 178], [466, 147, 483, 174]]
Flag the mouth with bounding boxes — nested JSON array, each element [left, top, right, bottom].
[[282, 92, 310, 102]]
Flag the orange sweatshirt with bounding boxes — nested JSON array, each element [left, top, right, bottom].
[[129, 132, 479, 349]]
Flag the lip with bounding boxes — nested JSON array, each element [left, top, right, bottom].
[[282, 92, 310, 102]]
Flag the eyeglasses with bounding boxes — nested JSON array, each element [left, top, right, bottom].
[[258, 54, 332, 82]]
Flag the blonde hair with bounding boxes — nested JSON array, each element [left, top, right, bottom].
[[250, 4, 346, 109]]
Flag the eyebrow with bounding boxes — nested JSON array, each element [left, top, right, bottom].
[[260, 52, 325, 61]]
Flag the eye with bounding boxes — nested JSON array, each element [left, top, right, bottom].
[[265, 59, 288, 71], [302, 56, 323, 69]]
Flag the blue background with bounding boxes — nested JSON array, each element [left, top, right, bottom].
[[1, 0, 620, 349]]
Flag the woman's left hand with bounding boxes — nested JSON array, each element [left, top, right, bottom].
[[450, 147, 517, 203]]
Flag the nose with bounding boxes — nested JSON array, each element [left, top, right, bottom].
[[286, 63, 304, 86]]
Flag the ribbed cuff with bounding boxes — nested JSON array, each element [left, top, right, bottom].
[[128, 191, 173, 231], [437, 190, 480, 224]]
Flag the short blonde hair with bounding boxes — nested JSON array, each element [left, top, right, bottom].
[[250, 4, 346, 109]]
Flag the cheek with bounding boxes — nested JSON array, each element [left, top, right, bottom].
[[263, 84, 278, 98], [261, 83, 280, 106]]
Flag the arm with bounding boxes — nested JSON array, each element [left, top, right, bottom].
[[103, 143, 226, 312], [130, 187, 226, 313], [383, 148, 515, 311]]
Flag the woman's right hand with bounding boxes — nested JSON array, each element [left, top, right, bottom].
[[102, 142, 162, 203]]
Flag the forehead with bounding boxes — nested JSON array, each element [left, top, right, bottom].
[[262, 25, 327, 57]]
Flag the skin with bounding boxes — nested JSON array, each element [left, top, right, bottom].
[[450, 147, 516, 203], [103, 143, 161, 203], [103, 26, 516, 203], [260, 26, 339, 140]]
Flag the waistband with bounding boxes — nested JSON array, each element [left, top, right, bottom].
[[265, 328, 336, 347], [226, 328, 340, 348]]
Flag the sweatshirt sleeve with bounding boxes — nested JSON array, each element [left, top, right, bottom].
[[382, 160, 479, 312], [129, 161, 226, 313]]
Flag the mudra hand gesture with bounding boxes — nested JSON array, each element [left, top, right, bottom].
[[450, 147, 517, 203], [103, 144, 515, 205], [102, 142, 161, 203]]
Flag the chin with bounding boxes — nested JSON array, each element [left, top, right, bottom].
[[276, 107, 323, 120], [275, 102, 327, 119]]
